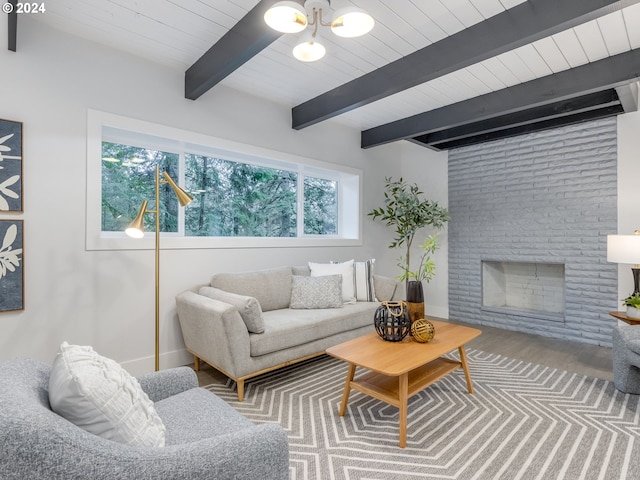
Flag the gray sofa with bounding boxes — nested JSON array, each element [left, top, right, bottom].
[[176, 265, 401, 401], [0, 357, 289, 480]]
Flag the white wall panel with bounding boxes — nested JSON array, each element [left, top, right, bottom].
[[0, 18, 410, 375]]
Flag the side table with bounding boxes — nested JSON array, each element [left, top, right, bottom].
[[609, 311, 640, 325]]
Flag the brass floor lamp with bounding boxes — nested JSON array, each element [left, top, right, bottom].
[[125, 165, 193, 371]]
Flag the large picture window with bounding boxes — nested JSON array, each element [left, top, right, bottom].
[[87, 110, 361, 250]]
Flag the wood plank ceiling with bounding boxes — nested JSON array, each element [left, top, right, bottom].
[[26, 0, 640, 150]]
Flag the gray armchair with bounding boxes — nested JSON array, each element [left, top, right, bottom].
[[613, 323, 640, 394], [0, 357, 289, 479]]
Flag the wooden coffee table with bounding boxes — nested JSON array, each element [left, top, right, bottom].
[[326, 320, 481, 448]]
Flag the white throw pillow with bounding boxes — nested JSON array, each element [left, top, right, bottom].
[[309, 260, 356, 304], [48, 342, 166, 448]]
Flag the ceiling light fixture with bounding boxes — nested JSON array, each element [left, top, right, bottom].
[[264, 0, 374, 62]]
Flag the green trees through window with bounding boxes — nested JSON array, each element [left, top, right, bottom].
[[304, 177, 337, 235], [101, 142, 339, 238], [101, 142, 179, 233], [184, 154, 297, 237]]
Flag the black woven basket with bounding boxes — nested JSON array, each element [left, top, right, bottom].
[[374, 301, 411, 342]]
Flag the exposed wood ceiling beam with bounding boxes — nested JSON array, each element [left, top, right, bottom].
[[419, 105, 624, 150], [361, 48, 640, 149], [412, 93, 624, 150], [7, 0, 17, 52], [292, 0, 640, 130], [412, 90, 621, 149], [185, 0, 289, 100]]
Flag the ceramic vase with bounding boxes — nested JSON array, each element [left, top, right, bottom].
[[406, 280, 425, 324]]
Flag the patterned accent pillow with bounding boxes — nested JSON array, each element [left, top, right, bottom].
[[48, 342, 166, 447], [309, 260, 356, 304], [290, 274, 343, 309]]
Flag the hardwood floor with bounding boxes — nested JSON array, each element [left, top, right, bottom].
[[194, 318, 614, 388], [447, 319, 613, 381]]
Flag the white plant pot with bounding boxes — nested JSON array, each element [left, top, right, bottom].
[[627, 306, 640, 319]]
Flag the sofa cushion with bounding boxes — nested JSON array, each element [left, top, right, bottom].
[[373, 275, 398, 302], [251, 302, 376, 356], [290, 274, 343, 309], [211, 267, 292, 312], [48, 342, 166, 448], [309, 260, 356, 304], [199, 286, 265, 333], [292, 265, 311, 276]]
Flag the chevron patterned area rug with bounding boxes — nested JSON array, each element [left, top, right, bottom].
[[204, 350, 640, 480]]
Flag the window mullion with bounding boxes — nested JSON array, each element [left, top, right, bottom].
[[177, 151, 186, 237], [297, 172, 304, 237]]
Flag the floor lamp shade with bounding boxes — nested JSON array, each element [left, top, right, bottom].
[[607, 233, 640, 295], [124, 200, 147, 238], [162, 172, 193, 206], [124, 167, 193, 371]]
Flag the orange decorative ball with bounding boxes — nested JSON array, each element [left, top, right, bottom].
[[411, 319, 435, 343]]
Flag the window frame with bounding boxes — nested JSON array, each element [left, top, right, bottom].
[[86, 110, 363, 251]]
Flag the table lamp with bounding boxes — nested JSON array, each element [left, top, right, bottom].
[[607, 230, 640, 295]]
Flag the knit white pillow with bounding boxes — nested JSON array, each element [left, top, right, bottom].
[[48, 342, 166, 447]]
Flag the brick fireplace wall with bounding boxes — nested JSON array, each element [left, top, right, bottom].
[[448, 117, 618, 346]]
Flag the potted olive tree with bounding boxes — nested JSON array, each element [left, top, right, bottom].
[[369, 177, 450, 321]]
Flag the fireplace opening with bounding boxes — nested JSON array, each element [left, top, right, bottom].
[[482, 261, 565, 320]]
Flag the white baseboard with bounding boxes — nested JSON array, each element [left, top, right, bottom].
[[120, 348, 194, 377]]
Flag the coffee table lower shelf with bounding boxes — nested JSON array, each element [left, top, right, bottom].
[[349, 357, 462, 407]]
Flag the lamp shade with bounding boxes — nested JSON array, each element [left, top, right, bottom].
[[331, 7, 374, 37], [293, 39, 326, 62], [607, 234, 640, 264], [125, 200, 148, 238], [264, 1, 308, 33], [162, 172, 194, 207]]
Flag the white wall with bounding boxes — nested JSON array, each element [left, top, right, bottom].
[[0, 17, 418, 375], [398, 142, 449, 319], [617, 98, 640, 300]]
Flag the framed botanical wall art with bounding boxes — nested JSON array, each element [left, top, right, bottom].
[[0, 219, 23, 312], [0, 118, 23, 213]]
